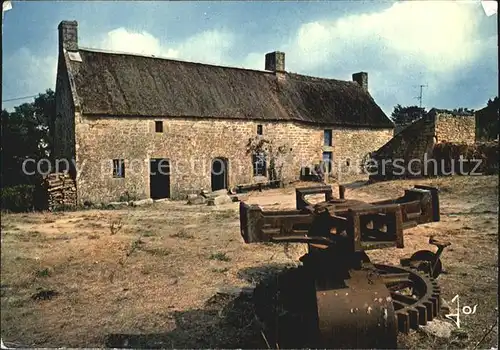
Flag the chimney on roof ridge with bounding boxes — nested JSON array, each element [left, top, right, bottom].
[[352, 72, 368, 92], [265, 51, 285, 73], [58, 20, 78, 52]]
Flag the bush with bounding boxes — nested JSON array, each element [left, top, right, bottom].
[[432, 141, 498, 175], [1, 185, 36, 212]]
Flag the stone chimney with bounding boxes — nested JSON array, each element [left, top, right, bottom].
[[265, 51, 285, 72], [352, 72, 368, 92], [58, 20, 78, 52]]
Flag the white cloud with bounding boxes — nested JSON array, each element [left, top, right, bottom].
[[100, 28, 166, 57], [2, 47, 57, 111], [284, 1, 485, 75], [94, 27, 234, 66]]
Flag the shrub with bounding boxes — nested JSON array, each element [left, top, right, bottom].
[[432, 141, 498, 175], [1, 185, 36, 212]]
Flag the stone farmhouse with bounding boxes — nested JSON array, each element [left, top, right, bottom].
[[53, 20, 394, 204]]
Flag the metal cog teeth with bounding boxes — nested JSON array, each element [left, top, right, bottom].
[[408, 308, 419, 330], [374, 263, 442, 334], [416, 305, 428, 325], [424, 301, 434, 320]]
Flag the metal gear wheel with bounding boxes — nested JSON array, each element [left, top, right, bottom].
[[373, 264, 441, 333]]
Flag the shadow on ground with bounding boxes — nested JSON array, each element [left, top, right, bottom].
[[237, 262, 298, 284], [104, 291, 264, 349], [342, 180, 370, 189], [104, 264, 299, 349]]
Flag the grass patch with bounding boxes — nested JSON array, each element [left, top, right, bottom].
[[170, 229, 194, 239], [141, 231, 156, 237], [50, 234, 72, 241], [88, 234, 100, 240], [141, 247, 171, 257], [211, 267, 229, 273], [1, 223, 16, 230], [29, 230, 42, 237], [213, 210, 237, 220], [140, 265, 153, 275], [16, 230, 43, 242], [85, 222, 105, 229], [35, 268, 51, 278], [209, 252, 231, 262]]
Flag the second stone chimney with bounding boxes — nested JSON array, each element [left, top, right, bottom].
[[58, 20, 78, 52], [265, 51, 285, 72], [352, 72, 368, 92]]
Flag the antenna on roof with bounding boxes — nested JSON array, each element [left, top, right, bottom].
[[414, 84, 428, 109]]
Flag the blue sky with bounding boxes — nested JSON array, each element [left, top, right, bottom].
[[2, 1, 498, 116]]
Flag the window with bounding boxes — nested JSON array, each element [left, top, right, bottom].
[[322, 152, 333, 173], [155, 121, 163, 133], [113, 159, 125, 178], [252, 153, 267, 176], [324, 129, 332, 146], [257, 124, 263, 135]]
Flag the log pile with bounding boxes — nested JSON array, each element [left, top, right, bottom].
[[42, 173, 77, 210]]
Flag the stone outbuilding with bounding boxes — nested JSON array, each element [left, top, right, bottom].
[[53, 20, 394, 204], [367, 108, 476, 180]]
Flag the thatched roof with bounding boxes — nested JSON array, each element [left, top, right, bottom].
[[66, 48, 393, 128]]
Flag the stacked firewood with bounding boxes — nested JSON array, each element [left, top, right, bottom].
[[42, 173, 77, 210]]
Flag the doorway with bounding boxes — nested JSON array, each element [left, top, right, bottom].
[[211, 157, 228, 191], [150, 158, 170, 199]]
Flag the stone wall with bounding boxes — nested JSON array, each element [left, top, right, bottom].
[[54, 56, 76, 166], [435, 113, 475, 144], [369, 117, 436, 180], [369, 110, 478, 180], [73, 116, 393, 204], [331, 128, 393, 175]]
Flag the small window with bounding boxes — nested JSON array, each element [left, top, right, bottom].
[[252, 153, 267, 176], [324, 130, 332, 146], [155, 121, 163, 133], [257, 125, 263, 135], [113, 159, 125, 178]]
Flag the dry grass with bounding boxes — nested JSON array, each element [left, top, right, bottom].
[[0, 175, 497, 348]]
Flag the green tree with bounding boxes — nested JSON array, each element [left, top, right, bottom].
[[451, 107, 475, 115], [476, 97, 499, 141], [391, 104, 427, 127], [1, 89, 55, 187]]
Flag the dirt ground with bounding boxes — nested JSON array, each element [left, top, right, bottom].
[[1, 175, 498, 349]]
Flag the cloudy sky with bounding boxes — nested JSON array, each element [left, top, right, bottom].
[[2, 1, 498, 115]]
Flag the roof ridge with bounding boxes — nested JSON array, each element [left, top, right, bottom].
[[78, 47, 355, 83], [286, 72, 356, 84], [78, 47, 274, 75]]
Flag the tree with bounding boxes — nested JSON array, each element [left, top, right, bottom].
[[390, 104, 427, 127], [476, 96, 499, 141], [0, 89, 55, 187], [451, 107, 475, 115]]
